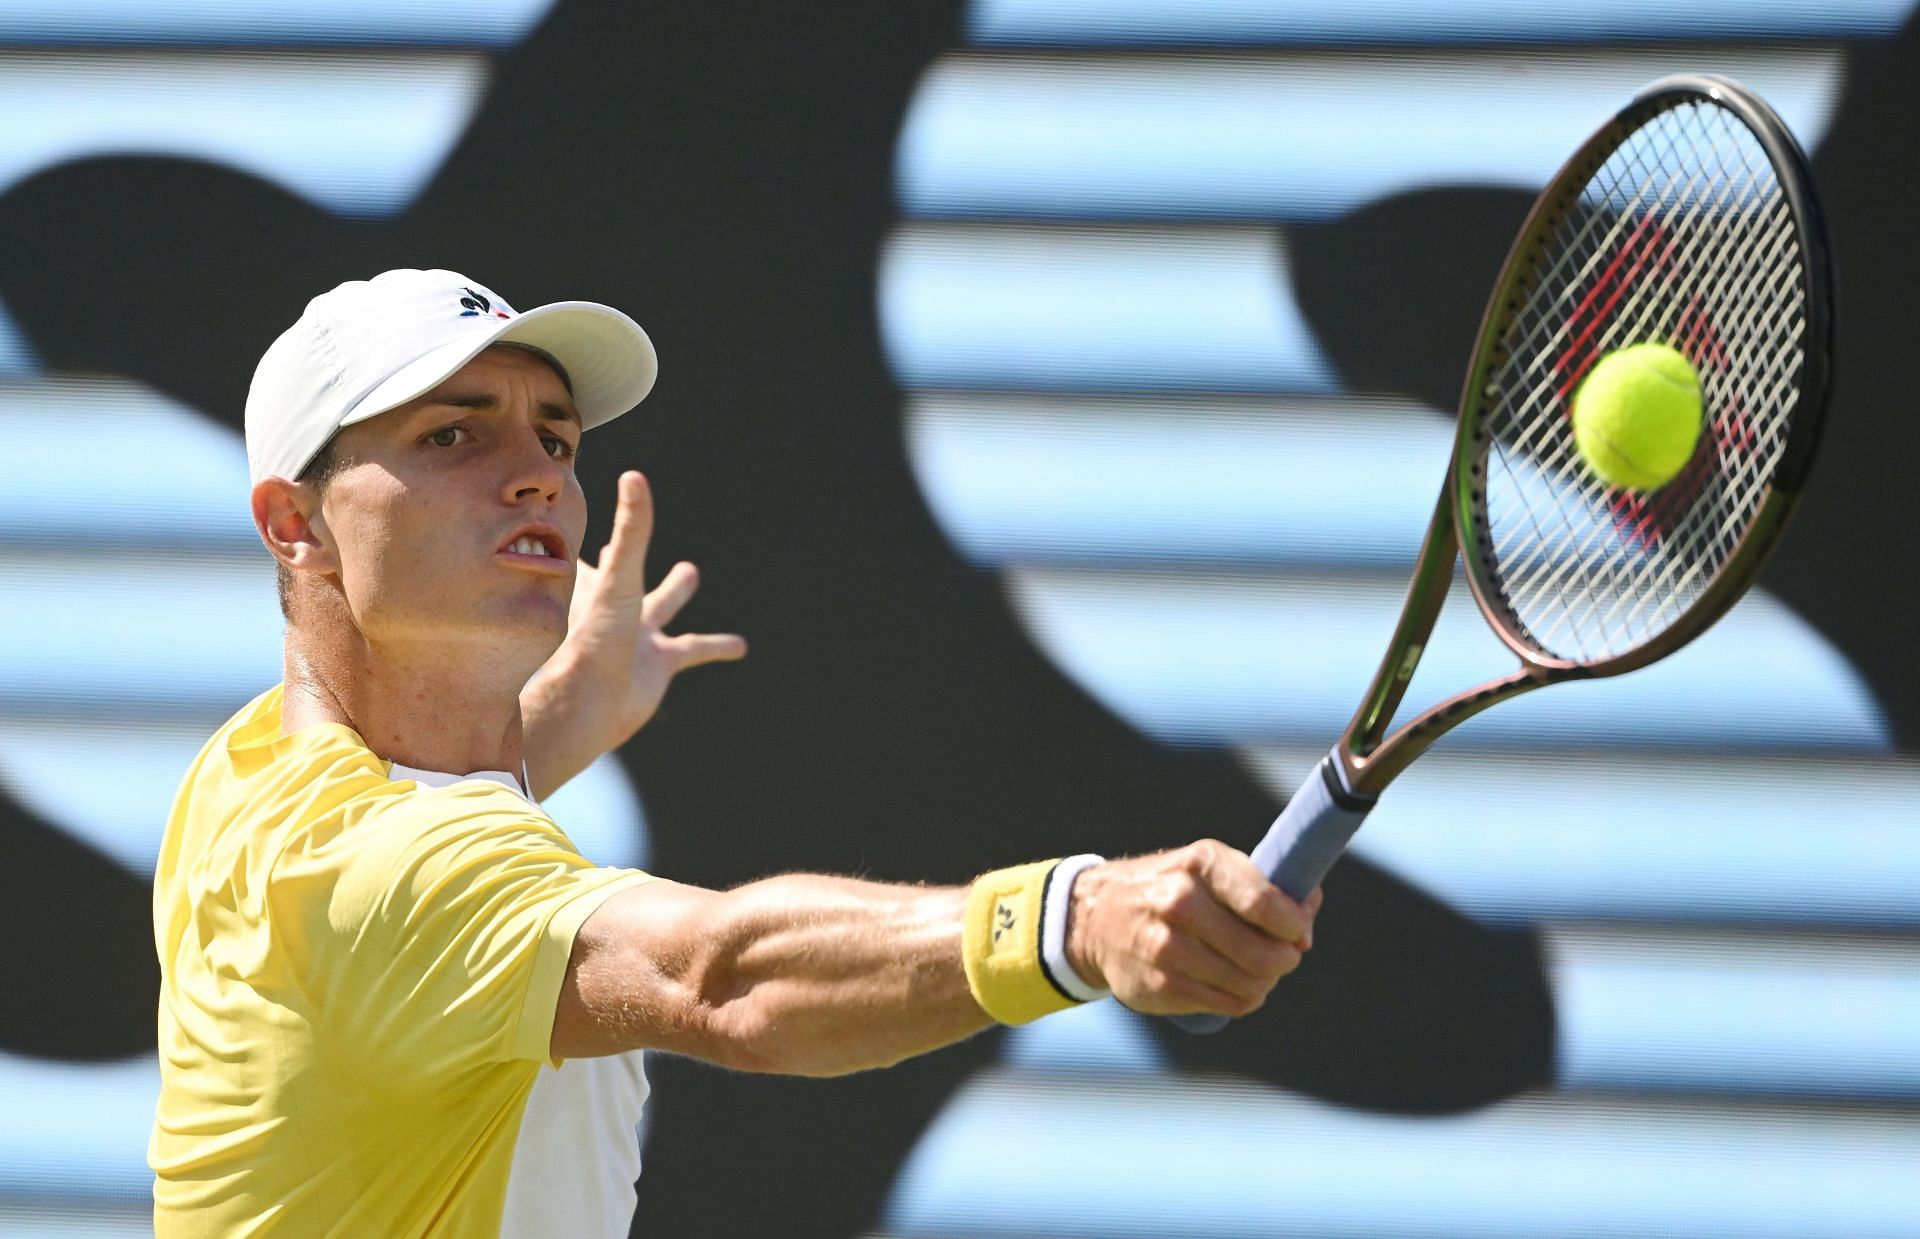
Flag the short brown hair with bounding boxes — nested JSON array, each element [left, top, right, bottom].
[[273, 441, 349, 621]]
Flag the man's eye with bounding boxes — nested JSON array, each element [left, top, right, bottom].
[[544, 435, 577, 460], [427, 426, 465, 447]]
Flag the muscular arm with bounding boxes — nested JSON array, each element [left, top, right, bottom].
[[552, 843, 1321, 1075], [555, 877, 982, 1074]]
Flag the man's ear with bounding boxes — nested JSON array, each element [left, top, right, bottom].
[[251, 476, 337, 577]]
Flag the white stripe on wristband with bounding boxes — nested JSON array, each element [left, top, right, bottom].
[[1041, 854, 1111, 1003]]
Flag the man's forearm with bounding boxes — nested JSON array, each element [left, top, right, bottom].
[[559, 876, 990, 1075], [698, 876, 989, 1074]]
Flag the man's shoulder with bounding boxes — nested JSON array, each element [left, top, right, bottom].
[[162, 688, 369, 878], [166, 687, 586, 910], [362, 774, 559, 836], [327, 777, 579, 890], [182, 687, 549, 844]]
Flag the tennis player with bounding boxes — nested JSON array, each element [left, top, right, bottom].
[[149, 269, 1321, 1237]]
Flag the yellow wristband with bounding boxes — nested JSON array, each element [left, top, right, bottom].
[[963, 859, 1082, 1025]]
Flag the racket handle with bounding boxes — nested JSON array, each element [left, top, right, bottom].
[[1171, 753, 1374, 1034]]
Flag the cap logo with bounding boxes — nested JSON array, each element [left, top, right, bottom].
[[457, 286, 512, 319]]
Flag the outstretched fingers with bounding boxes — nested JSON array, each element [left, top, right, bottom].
[[598, 471, 655, 606], [667, 631, 749, 670], [595, 472, 748, 667], [642, 562, 747, 667], [644, 561, 701, 628]]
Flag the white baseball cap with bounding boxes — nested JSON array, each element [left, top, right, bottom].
[[244, 268, 658, 484]]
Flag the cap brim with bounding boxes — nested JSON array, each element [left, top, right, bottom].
[[342, 300, 657, 432]]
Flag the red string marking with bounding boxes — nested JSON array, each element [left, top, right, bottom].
[[1607, 298, 1755, 552], [1551, 214, 1679, 405], [1608, 429, 1720, 551], [1538, 205, 1755, 553], [1606, 288, 1717, 548]]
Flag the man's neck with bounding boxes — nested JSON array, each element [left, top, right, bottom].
[[280, 629, 532, 785]]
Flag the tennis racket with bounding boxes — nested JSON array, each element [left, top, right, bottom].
[[1178, 74, 1833, 1033]]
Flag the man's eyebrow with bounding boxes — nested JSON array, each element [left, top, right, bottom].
[[425, 391, 583, 428]]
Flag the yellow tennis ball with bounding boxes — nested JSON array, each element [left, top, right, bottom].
[[1571, 342, 1704, 491]]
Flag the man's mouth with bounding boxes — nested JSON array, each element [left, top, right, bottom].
[[496, 522, 569, 561], [504, 534, 560, 558]]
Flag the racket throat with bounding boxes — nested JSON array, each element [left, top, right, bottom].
[[1342, 489, 1458, 788]]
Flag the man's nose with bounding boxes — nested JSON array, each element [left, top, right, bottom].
[[505, 430, 567, 502]]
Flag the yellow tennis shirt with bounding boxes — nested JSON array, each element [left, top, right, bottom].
[[149, 685, 652, 1236]]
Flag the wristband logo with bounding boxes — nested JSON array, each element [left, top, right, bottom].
[[991, 900, 1016, 949]]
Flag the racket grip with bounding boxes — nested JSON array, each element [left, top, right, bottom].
[[1171, 753, 1374, 1035]]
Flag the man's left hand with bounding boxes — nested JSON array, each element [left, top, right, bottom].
[[521, 471, 746, 798]]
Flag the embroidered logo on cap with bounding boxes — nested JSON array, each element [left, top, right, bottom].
[[458, 286, 512, 319]]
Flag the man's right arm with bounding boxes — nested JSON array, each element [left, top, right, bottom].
[[551, 841, 1320, 1075]]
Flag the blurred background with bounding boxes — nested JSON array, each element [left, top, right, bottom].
[[3, 2, 1919, 1236]]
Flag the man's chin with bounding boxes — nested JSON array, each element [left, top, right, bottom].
[[416, 607, 568, 672]]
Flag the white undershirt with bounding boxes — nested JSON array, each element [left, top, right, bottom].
[[387, 760, 650, 1239]]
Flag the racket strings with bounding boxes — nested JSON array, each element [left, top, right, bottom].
[[1483, 138, 1725, 631], [1474, 99, 1805, 664], [1500, 223, 1788, 660], [1506, 167, 1793, 648], [1579, 160, 1800, 639]]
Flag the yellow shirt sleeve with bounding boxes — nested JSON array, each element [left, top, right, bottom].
[[282, 780, 651, 1079]]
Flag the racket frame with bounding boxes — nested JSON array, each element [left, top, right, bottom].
[[1334, 74, 1833, 800]]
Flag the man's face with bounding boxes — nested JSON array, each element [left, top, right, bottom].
[[312, 344, 587, 667]]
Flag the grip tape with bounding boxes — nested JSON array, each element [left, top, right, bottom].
[[1172, 753, 1373, 1034]]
